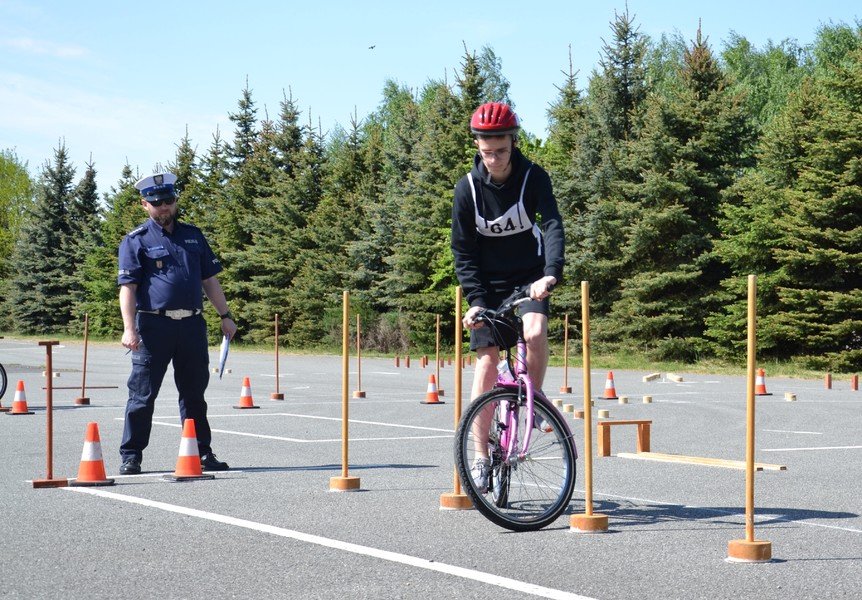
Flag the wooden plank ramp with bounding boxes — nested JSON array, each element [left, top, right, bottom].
[[616, 452, 786, 471]]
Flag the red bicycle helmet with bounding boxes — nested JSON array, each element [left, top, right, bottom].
[[470, 102, 519, 135]]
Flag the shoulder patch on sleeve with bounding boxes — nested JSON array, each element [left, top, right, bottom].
[[127, 226, 147, 237]]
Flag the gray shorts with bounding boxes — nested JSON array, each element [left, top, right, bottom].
[[470, 290, 549, 351]]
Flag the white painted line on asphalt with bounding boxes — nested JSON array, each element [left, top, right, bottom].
[[144, 420, 453, 443], [761, 445, 862, 452], [762, 429, 823, 435], [586, 489, 862, 534], [62, 487, 593, 600]]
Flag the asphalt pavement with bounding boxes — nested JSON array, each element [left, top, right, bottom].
[[1, 336, 859, 599]]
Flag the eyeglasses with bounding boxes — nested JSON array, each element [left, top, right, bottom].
[[479, 148, 511, 160], [146, 196, 177, 207]]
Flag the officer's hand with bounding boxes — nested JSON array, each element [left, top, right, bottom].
[[221, 318, 238, 341], [121, 328, 140, 351], [463, 305, 485, 330], [529, 276, 557, 301]]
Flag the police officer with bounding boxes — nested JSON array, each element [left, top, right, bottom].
[[118, 172, 237, 475]]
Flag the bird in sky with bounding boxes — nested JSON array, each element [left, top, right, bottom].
[[368, 45, 376, 50]]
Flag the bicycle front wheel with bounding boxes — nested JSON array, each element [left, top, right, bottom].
[[0, 362, 7, 401], [455, 387, 577, 531]]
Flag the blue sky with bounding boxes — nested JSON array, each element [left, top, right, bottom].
[[1, 1, 858, 193]]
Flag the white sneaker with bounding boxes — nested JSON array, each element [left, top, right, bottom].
[[533, 412, 553, 433], [471, 457, 491, 493]]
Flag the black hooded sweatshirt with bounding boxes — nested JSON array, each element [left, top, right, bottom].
[[451, 148, 564, 308]]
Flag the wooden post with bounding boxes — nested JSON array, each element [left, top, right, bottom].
[[728, 275, 772, 562], [271, 313, 284, 400], [330, 292, 360, 491], [560, 314, 572, 393], [33, 341, 67, 488], [435, 314, 444, 396], [571, 282, 607, 532], [353, 314, 366, 398], [75, 313, 91, 405], [440, 286, 471, 510]]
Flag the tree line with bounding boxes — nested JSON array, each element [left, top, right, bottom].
[[1, 11, 859, 371]]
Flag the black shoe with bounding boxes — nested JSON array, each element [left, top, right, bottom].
[[201, 453, 229, 471], [119, 458, 141, 475]]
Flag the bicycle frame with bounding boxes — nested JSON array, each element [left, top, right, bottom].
[[492, 301, 538, 463]]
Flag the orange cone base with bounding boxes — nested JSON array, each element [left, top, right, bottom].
[[559, 386, 572, 393], [597, 395, 618, 400], [352, 390, 366, 398], [439, 492, 472, 510], [70, 477, 115, 487], [329, 475, 361, 491], [7, 409, 35, 415], [421, 399, 445, 404], [570, 513, 609, 532], [270, 393, 285, 400], [727, 539, 772, 562], [233, 404, 260, 409], [74, 397, 91, 405], [32, 478, 69, 488], [163, 473, 216, 482], [754, 392, 773, 397]]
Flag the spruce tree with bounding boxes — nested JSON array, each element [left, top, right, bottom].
[[66, 160, 102, 329], [78, 166, 140, 336], [605, 26, 754, 359], [9, 143, 77, 333]]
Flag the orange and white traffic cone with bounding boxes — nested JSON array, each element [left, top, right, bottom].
[[420, 374, 445, 405], [755, 368, 773, 396], [164, 419, 214, 482], [70, 422, 115, 486], [6, 381, 34, 415], [599, 371, 619, 400], [234, 377, 260, 409]]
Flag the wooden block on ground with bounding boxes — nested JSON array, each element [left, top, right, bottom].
[[574, 410, 584, 419], [643, 395, 652, 404], [666, 373, 684, 382], [563, 404, 574, 413], [597, 409, 610, 419], [784, 392, 796, 402], [553, 398, 564, 408], [642, 372, 661, 382], [618, 396, 628, 404]]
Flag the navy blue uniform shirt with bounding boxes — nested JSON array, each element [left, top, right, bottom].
[[117, 219, 222, 311]]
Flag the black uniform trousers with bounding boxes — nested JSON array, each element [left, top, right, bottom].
[[120, 312, 213, 461]]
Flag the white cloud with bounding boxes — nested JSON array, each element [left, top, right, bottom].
[[0, 70, 229, 189], [1, 36, 88, 59]]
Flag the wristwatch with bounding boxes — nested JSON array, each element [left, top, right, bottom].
[[220, 311, 233, 320]]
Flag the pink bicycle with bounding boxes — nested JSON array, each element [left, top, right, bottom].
[[455, 289, 578, 531]]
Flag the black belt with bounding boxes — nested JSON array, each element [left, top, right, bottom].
[[138, 308, 203, 320]]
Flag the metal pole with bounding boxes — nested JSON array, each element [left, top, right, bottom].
[[582, 285, 594, 515], [75, 313, 90, 405], [33, 341, 66, 488]]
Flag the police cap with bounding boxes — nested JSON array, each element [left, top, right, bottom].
[[135, 172, 178, 203]]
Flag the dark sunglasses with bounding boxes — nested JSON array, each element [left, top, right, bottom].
[[146, 196, 177, 207]]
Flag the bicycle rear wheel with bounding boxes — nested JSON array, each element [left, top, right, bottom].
[[0, 362, 7, 401], [455, 387, 577, 531]]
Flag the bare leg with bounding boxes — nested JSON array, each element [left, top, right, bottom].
[[471, 346, 500, 457], [523, 313, 549, 391]]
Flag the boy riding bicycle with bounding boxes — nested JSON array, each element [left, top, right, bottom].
[[450, 102, 565, 490]]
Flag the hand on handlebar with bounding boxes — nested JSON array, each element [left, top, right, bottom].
[[463, 305, 485, 330], [529, 276, 557, 301]]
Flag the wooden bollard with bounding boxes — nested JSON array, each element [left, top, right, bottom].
[[851, 374, 858, 391], [825, 373, 832, 389]]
